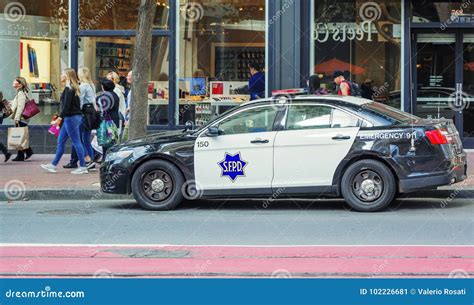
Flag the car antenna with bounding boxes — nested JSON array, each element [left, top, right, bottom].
[[409, 38, 416, 153]]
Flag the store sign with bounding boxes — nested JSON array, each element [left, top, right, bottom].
[[314, 21, 374, 43]]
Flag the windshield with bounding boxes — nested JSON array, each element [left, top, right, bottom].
[[194, 106, 240, 134], [363, 102, 419, 123]]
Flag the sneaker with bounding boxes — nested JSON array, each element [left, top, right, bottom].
[[86, 161, 96, 170], [71, 167, 88, 175], [63, 163, 78, 169], [41, 164, 57, 173]]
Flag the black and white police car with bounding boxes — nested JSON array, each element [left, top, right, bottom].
[[100, 95, 467, 212]]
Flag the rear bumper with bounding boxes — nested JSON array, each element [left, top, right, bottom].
[[399, 158, 467, 193]]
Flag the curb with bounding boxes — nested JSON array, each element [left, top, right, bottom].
[[0, 188, 132, 202], [1, 188, 473, 202]]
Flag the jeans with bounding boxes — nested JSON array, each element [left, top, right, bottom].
[[52, 115, 86, 168], [69, 117, 94, 165]]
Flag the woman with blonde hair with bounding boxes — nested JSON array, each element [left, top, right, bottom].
[[41, 68, 88, 174], [63, 67, 97, 169], [9, 76, 34, 161], [106, 71, 126, 140]]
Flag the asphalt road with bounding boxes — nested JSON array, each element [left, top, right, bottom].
[[1, 191, 473, 245]]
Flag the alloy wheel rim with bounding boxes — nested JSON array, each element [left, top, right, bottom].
[[142, 170, 174, 202], [351, 170, 384, 203]]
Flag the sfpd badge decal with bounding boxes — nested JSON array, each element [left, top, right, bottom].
[[218, 152, 248, 182]]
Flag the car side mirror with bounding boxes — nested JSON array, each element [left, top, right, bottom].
[[206, 126, 221, 137]]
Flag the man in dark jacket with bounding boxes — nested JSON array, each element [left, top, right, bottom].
[[248, 62, 265, 100]]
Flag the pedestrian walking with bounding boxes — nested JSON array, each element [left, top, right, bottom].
[[106, 71, 126, 141], [8, 77, 34, 161], [333, 70, 351, 96], [0, 91, 12, 162], [41, 68, 88, 174], [97, 79, 120, 160], [361, 79, 375, 100], [125, 70, 133, 121], [63, 67, 97, 170], [308, 75, 328, 95]]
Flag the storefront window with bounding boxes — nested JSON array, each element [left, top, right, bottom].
[[177, 0, 266, 127], [79, 0, 169, 30], [312, 0, 401, 108], [0, 0, 69, 125], [79, 36, 169, 125], [412, 1, 474, 23]]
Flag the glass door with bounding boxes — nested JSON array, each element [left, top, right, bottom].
[[415, 33, 456, 122], [415, 32, 474, 149], [463, 34, 474, 148]]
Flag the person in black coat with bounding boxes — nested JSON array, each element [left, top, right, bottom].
[[97, 79, 120, 160], [97, 79, 120, 127], [0, 92, 12, 162]]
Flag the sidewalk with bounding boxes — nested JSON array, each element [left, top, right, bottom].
[[0, 155, 130, 201], [1, 153, 473, 202]]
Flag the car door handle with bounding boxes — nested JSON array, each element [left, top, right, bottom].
[[251, 139, 270, 144], [332, 135, 351, 140]]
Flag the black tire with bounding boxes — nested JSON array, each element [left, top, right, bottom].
[[131, 159, 184, 211], [341, 159, 396, 212]]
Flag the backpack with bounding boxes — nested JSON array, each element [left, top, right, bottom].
[[348, 81, 361, 97]]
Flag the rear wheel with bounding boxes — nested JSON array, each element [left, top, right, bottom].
[[341, 159, 396, 212], [131, 160, 184, 211]]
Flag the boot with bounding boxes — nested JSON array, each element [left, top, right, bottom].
[[0, 143, 11, 162], [12, 150, 25, 162], [25, 148, 34, 160]]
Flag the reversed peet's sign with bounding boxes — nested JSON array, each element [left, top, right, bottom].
[[314, 21, 374, 43]]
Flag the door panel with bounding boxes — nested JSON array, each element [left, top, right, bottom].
[[195, 132, 276, 191], [273, 128, 359, 188], [194, 105, 280, 193]]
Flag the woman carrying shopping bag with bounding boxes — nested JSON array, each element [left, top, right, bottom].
[[41, 69, 88, 174], [8, 77, 34, 161]]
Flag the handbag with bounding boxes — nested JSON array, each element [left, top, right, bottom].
[[21, 98, 40, 119], [7, 126, 29, 150], [97, 119, 118, 148], [48, 124, 60, 137], [82, 103, 101, 130]]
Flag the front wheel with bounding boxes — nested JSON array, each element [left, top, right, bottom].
[[131, 160, 184, 211], [341, 159, 396, 212]]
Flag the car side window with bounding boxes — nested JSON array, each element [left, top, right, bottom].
[[331, 109, 360, 128], [218, 106, 278, 136], [286, 105, 332, 130]]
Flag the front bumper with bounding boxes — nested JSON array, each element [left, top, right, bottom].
[[100, 162, 131, 194], [399, 154, 467, 193]]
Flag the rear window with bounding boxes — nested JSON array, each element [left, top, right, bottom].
[[363, 102, 419, 123]]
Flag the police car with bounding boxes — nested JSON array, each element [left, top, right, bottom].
[[100, 95, 467, 212]]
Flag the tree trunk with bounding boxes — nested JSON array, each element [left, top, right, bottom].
[[129, 0, 156, 139]]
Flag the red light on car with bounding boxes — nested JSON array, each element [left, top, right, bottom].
[[425, 130, 448, 145]]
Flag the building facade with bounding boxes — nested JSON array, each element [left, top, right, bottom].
[[0, 0, 473, 152]]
